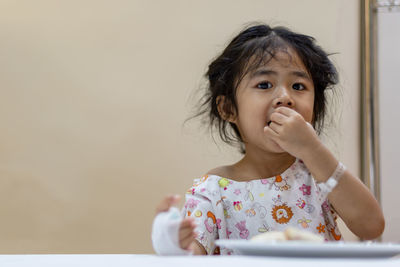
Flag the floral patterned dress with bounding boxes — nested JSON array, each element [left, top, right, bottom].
[[181, 159, 342, 255]]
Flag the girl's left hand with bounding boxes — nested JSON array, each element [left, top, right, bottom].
[[264, 107, 321, 159]]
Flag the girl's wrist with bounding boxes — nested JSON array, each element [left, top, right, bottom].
[[298, 135, 324, 163], [300, 141, 339, 183]]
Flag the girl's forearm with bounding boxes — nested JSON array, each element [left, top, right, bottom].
[[301, 142, 385, 240]]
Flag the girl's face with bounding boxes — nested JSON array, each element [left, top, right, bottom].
[[231, 48, 315, 154]]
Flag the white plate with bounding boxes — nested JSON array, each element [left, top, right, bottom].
[[215, 240, 400, 258]]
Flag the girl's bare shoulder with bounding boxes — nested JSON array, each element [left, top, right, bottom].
[[205, 165, 234, 178]]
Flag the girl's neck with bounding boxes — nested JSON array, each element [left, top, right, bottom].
[[231, 149, 296, 181]]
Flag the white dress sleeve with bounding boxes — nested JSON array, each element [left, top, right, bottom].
[[181, 176, 225, 255]]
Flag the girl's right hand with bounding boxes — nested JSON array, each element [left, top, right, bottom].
[[156, 195, 198, 251]]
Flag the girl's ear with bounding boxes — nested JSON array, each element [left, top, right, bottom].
[[216, 95, 236, 123]]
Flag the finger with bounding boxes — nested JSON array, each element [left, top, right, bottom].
[[270, 112, 287, 125], [180, 233, 197, 250], [180, 217, 196, 229], [275, 106, 298, 116], [156, 194, 181, 213], [179, 225, 196, 236], [263, 127, 284, 150], [179, 226, 196, 242], [265, 122, 280, 136], [268, 121, 283, 134], [264, 126, 282, 146], [180, 218, 197, 235]]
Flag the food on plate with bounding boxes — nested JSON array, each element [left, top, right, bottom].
[[251, 231, 286, 242], [251, 227, 324, 242]]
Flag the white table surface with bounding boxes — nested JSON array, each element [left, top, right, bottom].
[[0, 254, 399, 267]]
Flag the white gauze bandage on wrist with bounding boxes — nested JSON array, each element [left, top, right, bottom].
[[151, 207, 192, 256], [317, 162, 346, 204]]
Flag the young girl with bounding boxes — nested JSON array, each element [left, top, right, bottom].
[[152, 24, 385, 255]]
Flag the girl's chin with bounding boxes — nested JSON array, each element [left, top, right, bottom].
[[268, 141, 286, 153], [252, 140, 286, 154]]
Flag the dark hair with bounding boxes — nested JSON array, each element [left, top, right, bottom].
[[194, 24, 338, 153]]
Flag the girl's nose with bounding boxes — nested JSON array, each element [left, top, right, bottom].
[[272, 88, 294, 108]]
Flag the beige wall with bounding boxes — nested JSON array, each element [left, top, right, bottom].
[[0, 0, 359, 253]]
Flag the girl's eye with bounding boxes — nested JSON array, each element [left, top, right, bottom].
[[292, 83, 305, 90], [257, 82, 273, 90]]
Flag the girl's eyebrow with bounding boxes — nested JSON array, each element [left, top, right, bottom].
[[291, 70, 312, 80], [250, 69, 277, 78], [250, 69, 311, 81]]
